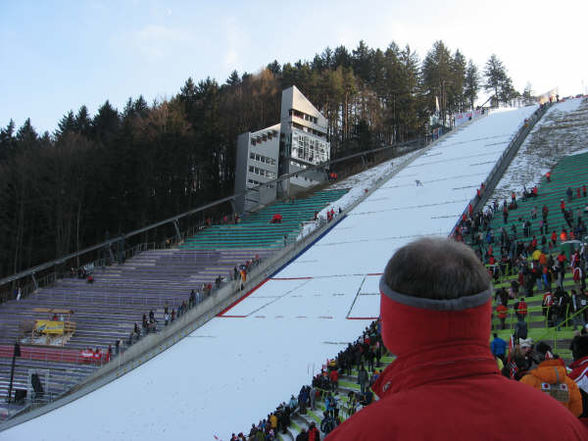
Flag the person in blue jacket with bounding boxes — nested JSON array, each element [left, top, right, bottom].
[[490, 332, 507, 363]]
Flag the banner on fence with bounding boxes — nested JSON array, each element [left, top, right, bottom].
[[454, 109, 483, 127], [34, 320, 65, 335]]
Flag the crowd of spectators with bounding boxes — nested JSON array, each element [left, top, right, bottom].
[[231, 214, 588, 439], [230, 298, 588, 439], [228, 400, 295, 441], [231, 320, 384, 439], [452, 173, 588, 334]]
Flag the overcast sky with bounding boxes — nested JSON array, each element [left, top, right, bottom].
[[1, 0, 586, 134]]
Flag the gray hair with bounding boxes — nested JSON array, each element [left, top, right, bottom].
[[383, 237, 491, 300]]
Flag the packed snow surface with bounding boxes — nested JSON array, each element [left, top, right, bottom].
[[4, 101, 583, 441]]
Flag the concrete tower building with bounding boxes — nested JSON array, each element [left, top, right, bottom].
[[234, 86, 329, 213]]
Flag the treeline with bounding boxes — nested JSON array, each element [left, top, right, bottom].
[[0, 40, 518, 278]]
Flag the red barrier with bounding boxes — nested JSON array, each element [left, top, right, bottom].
[[0, 344, 86, 364]]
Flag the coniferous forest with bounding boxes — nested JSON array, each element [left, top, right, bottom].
[[0, 40, 518, 278]]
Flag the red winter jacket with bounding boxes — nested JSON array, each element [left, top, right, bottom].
[[326, 284, 588, 441], [308, 426, 320, 441], [569, 355, 588, 395], [329, 369, 339, 383]]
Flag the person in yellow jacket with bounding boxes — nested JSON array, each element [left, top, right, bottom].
[[269, 412, 278, 433], [520, 342, 583, 417]]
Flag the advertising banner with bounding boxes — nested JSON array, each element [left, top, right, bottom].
[[34, 320, 65, 335]]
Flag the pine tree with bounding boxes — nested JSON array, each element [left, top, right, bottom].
[[75, 105, 91, 136], [483, 54, 516, 106], [92, 101, 120, 144], [464, 60, 480, 109], [422, 41, 453, 126], [0, 120, 17, 160], [451, 50, 467, 112], [352, 40, 374, 84], [225, 70, 241, 86], [16, 118, 39, 148], [333, 45, 352, 69], [56, 110, 76, 139], [266, 60, 281, 75]]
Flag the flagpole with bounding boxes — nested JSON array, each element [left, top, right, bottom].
[[7, 341, 21, 403]]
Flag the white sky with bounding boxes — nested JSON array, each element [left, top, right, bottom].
[[1, 103, 557, 441], [0, 0, 586, 133]]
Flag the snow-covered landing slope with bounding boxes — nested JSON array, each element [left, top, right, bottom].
[[0, 106, 538, 441]]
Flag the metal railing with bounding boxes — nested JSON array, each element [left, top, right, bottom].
[[492, 300, 588, 355], [534, 304, 588, 354], [451, 103, 551, 237]]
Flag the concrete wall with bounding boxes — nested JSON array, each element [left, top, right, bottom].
[[235, 132, 250, 213]]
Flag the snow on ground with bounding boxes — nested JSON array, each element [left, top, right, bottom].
[[0, 105, 540, 441], [297, 150, 423, 240], [491, 97, 588, 203]]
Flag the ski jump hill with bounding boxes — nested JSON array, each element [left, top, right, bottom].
[[2, 98, 586, 441]]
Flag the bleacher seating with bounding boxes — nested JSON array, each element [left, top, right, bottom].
[[478, 151, 588, 260], [0, 189, 348, 407], [181, 190, 348, 249], [462, 152, 588, 362]]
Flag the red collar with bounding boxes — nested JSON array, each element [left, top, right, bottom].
[[379, 295, 493, 356], [372, 342, 499, 398]]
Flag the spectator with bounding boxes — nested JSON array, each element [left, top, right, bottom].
[[269, 412, 278, 434], [296, 429, 308, 441], [543, 291, 555, 325], [364, 346, 375, 372], [490, 333, 507, 363], [570, 290, 583, 328], [309, 385, 317, 410], [569, 335, 588, 417], [307, 422, 320, 441], [520, 342, 582, 417], [357, 364, 369, 395], [514, 297, 528, 321], [496, 303, 508, 330], [329, 368, 339, 391], [514, 317, 528, 341], [326, 237, 587, 440], [297, 387, 307, 414]]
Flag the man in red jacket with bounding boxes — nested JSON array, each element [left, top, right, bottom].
[[307, 422, 320, 441], [569, 335, 588, 417], [326, 237, 587, 440]]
